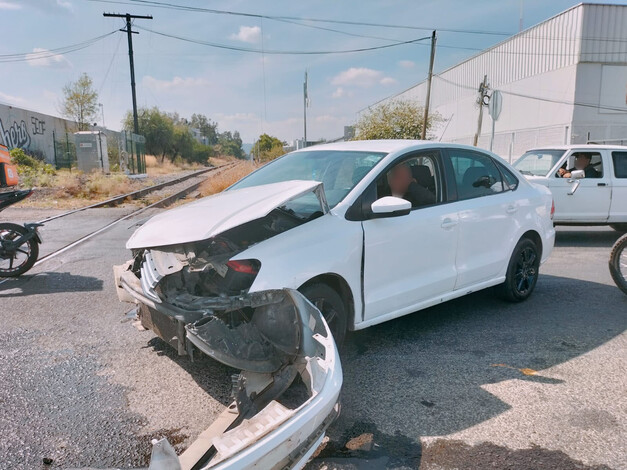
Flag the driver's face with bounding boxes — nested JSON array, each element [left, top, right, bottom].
[[388, 164, 413, 196], [574, 155, 591, 170]]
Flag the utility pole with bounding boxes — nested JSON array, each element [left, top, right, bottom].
[[103, 12, 152, 172], [421, 30, 436, 140], [303, 71, 308, 148], [473, 75, 489, 147]]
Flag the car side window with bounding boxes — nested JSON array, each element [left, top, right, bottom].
[[448, 150, 504, 200], [556, 152, 603, 178], [495, 160, 519, 191], [375, 152, 443, 209], [612, 152, 627, 178]]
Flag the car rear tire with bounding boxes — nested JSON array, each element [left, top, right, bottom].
[[299, 283, 347, 347], [610, 224, 627, 233], [496, 238, 540, 302]]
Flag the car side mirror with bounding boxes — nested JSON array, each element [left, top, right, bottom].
[[370, 196, 411, 218], [570, 169, 585, 179]]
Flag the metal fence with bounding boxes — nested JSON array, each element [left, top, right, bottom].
[[51, 129, 146, 174]]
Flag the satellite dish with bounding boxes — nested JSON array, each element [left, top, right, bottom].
[[489, 90, 503, 121]]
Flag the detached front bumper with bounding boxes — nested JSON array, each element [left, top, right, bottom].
[[113, 262, 343, 470]]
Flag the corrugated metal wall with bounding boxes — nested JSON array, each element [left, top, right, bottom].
[[380, 3, 627, 108]]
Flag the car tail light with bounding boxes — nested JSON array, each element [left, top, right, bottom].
[[550, 199, 555, 220], [227, 259, 260, 275]]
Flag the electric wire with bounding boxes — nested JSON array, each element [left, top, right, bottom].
[[134, 25, 431, 54], [0, 31, 118, 63]]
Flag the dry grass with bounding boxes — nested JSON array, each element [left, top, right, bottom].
[[198, 162, 257, 197], [145, 154, 203, 176], [15, 170, 157, 209]]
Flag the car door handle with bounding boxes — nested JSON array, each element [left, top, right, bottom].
[[441, 218, 458, 229], [598, 183, 607, 186], [506, 205, 518, 214]]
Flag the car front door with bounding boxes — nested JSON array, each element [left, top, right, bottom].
[[445, 148, 521, 289], [548, 150, 612, 223], [610, 150, 627, 222], [360, 150, 459, 322]]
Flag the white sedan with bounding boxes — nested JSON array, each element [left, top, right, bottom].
[[114, 140, 555, 469]]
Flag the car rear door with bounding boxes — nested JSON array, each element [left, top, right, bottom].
[[360, 150, 459, 322], [548, 150, 612, 223], [609, 150, 627, 222], [444, 148, 521, 289]]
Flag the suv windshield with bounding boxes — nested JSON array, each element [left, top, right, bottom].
[[229, 150, 387, 207], [514, 150, 566, 176]]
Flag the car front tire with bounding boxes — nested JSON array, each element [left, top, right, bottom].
[[497, 238, 540, 302], [299, 283, 347, 347]]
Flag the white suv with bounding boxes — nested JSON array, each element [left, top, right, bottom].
[[514, 144, 627, 231]]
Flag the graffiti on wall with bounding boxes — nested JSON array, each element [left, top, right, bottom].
[[0, 117, 34, 149]]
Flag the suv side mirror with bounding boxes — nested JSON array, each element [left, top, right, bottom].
[[370, 196, 411, 218], [570, 169, 585, 179]]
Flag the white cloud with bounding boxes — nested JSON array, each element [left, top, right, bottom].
[[142, 76, 210, 92], [331, 67, 396, 88], [230, 26, 262, 44], [0, 91, 25, 104], [25, 48, 72, 69], [380, 77, 397, 86], [399, 60, 415, 69], [21, 0, 73, 13], [332, 87, 345, 98], [0, 2, 21, 10]]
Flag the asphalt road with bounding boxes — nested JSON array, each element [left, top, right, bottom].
[[0, 207, 625, 470]]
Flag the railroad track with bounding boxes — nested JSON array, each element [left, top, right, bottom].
[[0, 162, 238, 285], [36, 163, 236, 224]]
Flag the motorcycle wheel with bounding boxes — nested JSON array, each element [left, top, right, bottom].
[[0, 223, 39, 277], [609, 233, 627, 295]]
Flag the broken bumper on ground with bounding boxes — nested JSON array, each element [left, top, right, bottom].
[[113, 263, 342, 470]]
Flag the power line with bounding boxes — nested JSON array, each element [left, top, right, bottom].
[[0, 31, 118, 63], [88, 0, 513, 36], [434, 75, 627, 113], [135, 25, 431, 54]]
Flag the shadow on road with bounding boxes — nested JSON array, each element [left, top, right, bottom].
[[311, 274, 626, 468], [554, 227, 623, 247], [145, 336, 235, 407], [0, 271, 103, 297]]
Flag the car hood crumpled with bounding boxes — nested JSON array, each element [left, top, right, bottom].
[[126, 180, 324, 249]]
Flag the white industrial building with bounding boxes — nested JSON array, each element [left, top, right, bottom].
[[368, 3, 627, 162]]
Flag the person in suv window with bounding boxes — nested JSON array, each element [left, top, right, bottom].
[[558, 153, 600, 178], [387, 162, 435, 207]]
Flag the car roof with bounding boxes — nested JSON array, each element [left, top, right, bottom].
[[526, 144, 627, 151], [294, 140, 433, 154]]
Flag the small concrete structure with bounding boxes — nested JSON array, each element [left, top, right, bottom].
[[75, 131, 109, 173]]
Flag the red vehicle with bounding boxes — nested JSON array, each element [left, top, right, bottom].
[[0, 144, 42, 277]]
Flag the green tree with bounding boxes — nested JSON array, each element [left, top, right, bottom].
[[217, 130, 244, 159], [123, 107, 174, 162], [354, 99, 441, 140], [61, 73, 99, 131], [190, 113, 218, 145], [170, 124, 196, 162], [252, 133, 286, 162]]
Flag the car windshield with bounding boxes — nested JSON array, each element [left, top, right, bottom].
[[229, 149, 387, 207], [513, 150, 566, 176]]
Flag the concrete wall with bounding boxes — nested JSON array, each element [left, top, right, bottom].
[[0, 103, 77, 164]]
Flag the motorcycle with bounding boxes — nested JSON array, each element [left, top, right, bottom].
[[0, 189, 43, 277], [609, 232, 627, 296]]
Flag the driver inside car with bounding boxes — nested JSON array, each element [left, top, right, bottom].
[[557, 153, 600, 178], [387, 162, 435, 207]]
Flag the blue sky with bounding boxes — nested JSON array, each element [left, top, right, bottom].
[[0, 0, 621, 144]]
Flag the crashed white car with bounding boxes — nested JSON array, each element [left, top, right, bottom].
[[114, 140, 555, 468]]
